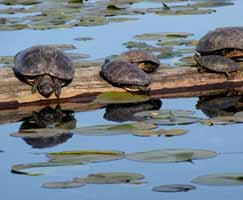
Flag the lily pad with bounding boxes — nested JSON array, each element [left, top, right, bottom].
[[10, 128, 72, 138], [11, 162, 80, 176], [95, 92, 150, 104], [191, 173, 243, 186], [73, 122, 157, 136], [74, 36, 94, 41], [134, 32, 194, 41], [126, 149, 217, 163], [73, 172, 145, 184], [134, 109, 195, 118], [152, 184, 196, 192], [147, 117, 200, 125], [132, 128, 187, 137], [47, 150, 125, 164], [42, 181, 86, 189], [200, 116, 243, 126]]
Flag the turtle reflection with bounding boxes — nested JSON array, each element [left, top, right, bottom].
[[196, 94, 243, 118], [104, 99, 162, 122], [19, 105, 76, 149]]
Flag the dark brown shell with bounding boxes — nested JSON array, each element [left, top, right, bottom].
[[13, 45, 74, 80], [118, 50, 160, 68], [196, 27, 243, 53], [195, 55, 240, 72], [100, 60, 151, 87]]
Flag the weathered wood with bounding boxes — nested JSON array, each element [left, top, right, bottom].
[[1, 65, 243, 107], [1, 65, 243, 125]]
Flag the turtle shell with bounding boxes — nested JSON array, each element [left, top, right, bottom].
[[195, 55, 240, 72], [13, 45, 74, 80], [196, 27, 243, 54], [117, 50, 160, 72], [100, 60, 151, 89]]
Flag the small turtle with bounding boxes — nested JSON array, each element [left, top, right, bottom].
[[194, 54, 240, 78], [196, 27, 243, 59], [100, 59, 151, 92], [13, 45, 74, 98], [117, 50, 160, 73]]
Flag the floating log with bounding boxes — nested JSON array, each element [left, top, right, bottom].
[[1, 65, 243, 106], [1, 64, 243, 125]]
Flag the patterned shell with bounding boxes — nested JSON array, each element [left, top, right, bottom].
[[118, 50, 160, 65], [101, 60, 151, 86], [13, 45, 74, 80], [197, 55, 240, 72], [196, 27, 243, 53]]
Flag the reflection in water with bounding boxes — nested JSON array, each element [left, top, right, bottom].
[[103, 99, 162, 122], [18, 105, 76, 149], [196, 94, 243, 118]]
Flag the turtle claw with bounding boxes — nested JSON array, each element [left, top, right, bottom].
[[53, 78, 62, 98]]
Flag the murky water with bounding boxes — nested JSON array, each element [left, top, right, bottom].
[[1, 0, 243, 199]]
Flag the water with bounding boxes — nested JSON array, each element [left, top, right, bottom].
[[1, 0, 243, 199]]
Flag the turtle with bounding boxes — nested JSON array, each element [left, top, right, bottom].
[[194, 54, 240, 78], [13, 45, 74, 98], [100, 59, 152, 92], [116, 49, 160, 73], [196, 27, 243, 59]]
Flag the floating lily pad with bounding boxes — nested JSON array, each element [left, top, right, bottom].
[[191, 173, 243, 186], [134, 109, 195, 118], [10, 128, 72, 138], [200, 116, 243, 126], [95, 92, 150, 104], [163, 129, 188, 137], [132, 128, 187, 137], [157, 39, 198, 47], [42, 181, 86, 189], [11, 162, 80, 176], [147, 117, 200, 125], [73, 172, 145, 184], [126, 149, 217, 163], [73, 122, 157, 136], [134, 32, 194, 41], [152, 184, 196, 192], [46, 44, 77, 51], [47, 150, 125, 164], [74, 36, 94, 41]]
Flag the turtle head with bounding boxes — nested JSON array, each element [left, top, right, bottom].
[[37, 75, 54, 98]]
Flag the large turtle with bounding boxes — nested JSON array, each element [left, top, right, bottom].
[[13, 45, 74, 98], [196, 27, 243, 59], [116, 49, 160, 73], [194, 54, 240, 78], [100, 59, 151, 92]]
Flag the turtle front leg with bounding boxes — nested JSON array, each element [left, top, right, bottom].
[[53, 78, 62, 98], [32, 77, 42, 94]]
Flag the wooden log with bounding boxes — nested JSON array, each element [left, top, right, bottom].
[[1, 64, 243, 125], [1, 65, 243, 108]]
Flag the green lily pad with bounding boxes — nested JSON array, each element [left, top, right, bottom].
[[200, 116, 243, 126], [42, 181, 86, 189], [11, 162, 80, 176], [147, 117, 200, 125], [134, 32, 194, 41], [73, 172, 145, 184], [152, 184, 196, 192], [10, 128, 72, 138], [73, 122, 157, 136], [126, 149, 217, 163], [74, 36, 94, 41], [95, 92, 150, 104], [47, 150, 125, 164], [132, 128, 187, 137], [157, 39, 198, 47], [134, 109, 195, 118], [191, 173, 243, 186]]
